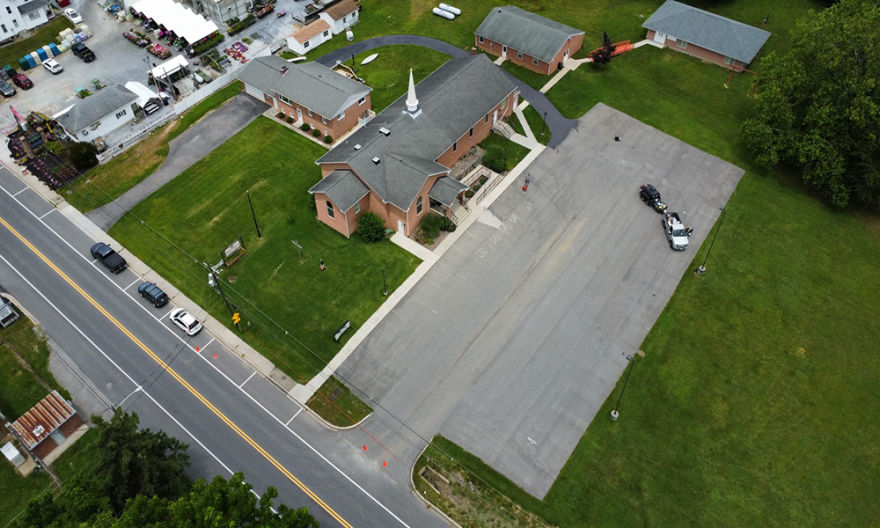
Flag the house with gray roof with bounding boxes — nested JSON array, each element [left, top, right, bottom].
[[643, 0, 771, 70], [54, 84, 138, 142], [0, 0, 50, 39], [475, 5, 584, 75], [238, 55, 372, 141], [312, 54, 518, 238]]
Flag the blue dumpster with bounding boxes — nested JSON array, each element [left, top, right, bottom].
[[26, 53, 37, 68], [36, 47, 48, 61], [17, 57, 29, 70], [48, 43, 60, 56]]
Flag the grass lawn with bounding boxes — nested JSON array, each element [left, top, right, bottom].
[[501, 60, 548, 91], [62, 82, 243, 212], [349, 45, 449, 112], [521, 105, 550, 145], [306, 376, 373, 426], [0, 460, 51, 528], [479, 132, 529, 171], [0, 16, 73, 69], [50, 427, 99, 484], [0, 314, 69, 418], [507, 112, 524, 135], [109, 117, 420, 382]]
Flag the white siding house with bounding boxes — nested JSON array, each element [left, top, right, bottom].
[[0, 0, 50, 39], [54, 85, 139, 142], [286, 19, 331, 55], [318, 0, 359, 35]]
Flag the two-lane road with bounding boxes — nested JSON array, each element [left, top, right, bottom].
[[0, 166, 449, 528]]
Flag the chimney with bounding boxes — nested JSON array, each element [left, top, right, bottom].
[[280, 66, 288, 76], [404, 68, 421, 118]]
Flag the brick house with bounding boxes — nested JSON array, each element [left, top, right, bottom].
[[475, 5, 584, 75], [10, 391, 83, 460], [318, 0, 359, 35], [312, 54, 518, 238], [642, 0, 771, 71], [238, 55, 372, 140]]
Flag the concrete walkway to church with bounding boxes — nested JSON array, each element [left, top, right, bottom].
[[316, 35, 576, 147]]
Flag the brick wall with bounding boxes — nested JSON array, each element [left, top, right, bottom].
[[475, 34, 583, 75], [646, 29, 745, 70], [275, 92, 371, 139], [436, 90, 518, 167]]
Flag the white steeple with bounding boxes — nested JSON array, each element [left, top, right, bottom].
[[404, 68, 421, 118]]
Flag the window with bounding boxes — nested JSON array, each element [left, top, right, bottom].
[[452, 141, 458, 152], [323, 30, 329, 37], [501, 97, 507, 109], [304, 41, 310, 48], [279, 94, 292, 105], [13, 19, 18, 28], [338, 110, 344, 120], [677, 40, 687, 49], [326, 201, 334, 218], [479, 36, 484, 43], [532, 57, 538, 65], [724, 56, 735, 65], [342, 16, 346, 22], [308, 109, 312, 117], [484, 114, 489, 123], [358, 96, 366, 105], [354, 202, 359, 213], [469, 127, 473, 138], [115, 109, 127, 119], [1, 24, 6, 33], [5, 6, 10, 13], [322, 116, 327, 124], [517, 51, 523, 59], [417, 196, 423, 215]]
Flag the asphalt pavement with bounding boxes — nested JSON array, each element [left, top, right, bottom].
[[0, 165, 451, 527], [337, 103, 744, 498]]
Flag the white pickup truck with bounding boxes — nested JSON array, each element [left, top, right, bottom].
[[663, 212, 689, 251]]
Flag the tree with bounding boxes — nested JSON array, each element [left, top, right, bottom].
[[741, 0, 880, 208], [591, 32, 616, 65], [68, 141, 98, 170], [92, 408, 191, 513], [356, 212, 386, 242]]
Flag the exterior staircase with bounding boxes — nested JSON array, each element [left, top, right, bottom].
[[492, 120, 515, 138]]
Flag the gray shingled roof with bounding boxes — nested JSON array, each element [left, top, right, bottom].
[[429, 177, 468, 207], [238, 56, 370, 119], [55, 84, 138, 132], [18, 0, 48, 15], [643, 0, 771, 64], [475, 5, 584, 63], [308, 169, 369, 212], [317, 54, 517, 211]]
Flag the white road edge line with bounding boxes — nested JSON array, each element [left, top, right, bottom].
[[2, 172, 413, 528], [240, 371, 256, 388], [201, 336, 215, 350], [12, 187, 28, 197], [0, 252, 235, 478], [285, 407, 302, 427], [38, 209, 54, 219]]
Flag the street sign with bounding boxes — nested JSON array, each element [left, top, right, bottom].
[[333, 320, 351, 342], [232, 312, 240, 324]]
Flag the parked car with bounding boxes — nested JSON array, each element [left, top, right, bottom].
[[11, 73, 32, 89], [42, 58, 63, 74], [137, 282, 169, 307], [64, 8, 83, 23], [90, 242, 127, 273], [0, 79, 15, 97], [0, 296, 20, 328], [71, 43, 96, 62], [169, 308, 202, 336], [662, 212, 690, 251], [639, 184, 667, 213]]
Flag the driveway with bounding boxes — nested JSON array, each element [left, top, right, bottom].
[[85, 93, 268, 230], [338, 103, 744, 498]]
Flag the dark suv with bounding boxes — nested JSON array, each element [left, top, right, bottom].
[[137, 282, 169, 307], [71, 42, 96, 62], [90, 242, 127, 273]]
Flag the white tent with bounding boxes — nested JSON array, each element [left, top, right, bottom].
[[130, 0, 219, 43], [150, 55, 190, 78]]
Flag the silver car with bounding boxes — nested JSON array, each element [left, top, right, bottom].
[[169, 308, 203, 336]]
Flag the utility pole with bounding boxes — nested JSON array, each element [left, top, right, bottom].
[[206, 264, 239, 329], [610, 355, 635, 421], [246, 189, 261, 238], [696, 207, 727, 276]]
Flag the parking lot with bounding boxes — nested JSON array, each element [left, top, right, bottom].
[[338, 103, 744, 498]]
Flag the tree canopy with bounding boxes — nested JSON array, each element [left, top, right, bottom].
[[742, 0, 880, 208]]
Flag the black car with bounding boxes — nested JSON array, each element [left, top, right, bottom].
[[639, 184, 667, 213], [90, 242, 127, 273], [71, 42, 96, 62], [0, 79, 15, 97], [137, 282, 169, 307]]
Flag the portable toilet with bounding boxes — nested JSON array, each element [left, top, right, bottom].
[[28, 52, 39, 67], [17, 57, 28, 70], [36, 47, 48, 61], [41, 45, 53, 59], [48, 42, 60, 56], [4, 65, 15, 76]]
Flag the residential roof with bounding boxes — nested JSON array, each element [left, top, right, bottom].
[[323, 0, 358, 21], [308, 169, 369, 212], [18, 0, 48, 15], [429, 176, 468, 206], [642, 0, 771, 64], [237, 56, 370, 119], [293, 19, 330, 43], [475, 5, 584, 63], [11, 391, 77, 450], [317, 54, 517, 211], [55, 84, 138, 132]]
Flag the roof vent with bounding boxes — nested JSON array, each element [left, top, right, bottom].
[[32, 425, 45, 437], [379, 127, 391, 136], [354, 144, 361, 150], [372, 156, 381, 164], [280, 66, 288, 76]]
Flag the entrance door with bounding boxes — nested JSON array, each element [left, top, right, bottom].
[[501, 45, 507, 58], [653, 31, 666, 44], [493, 110, 498, 124], [397, 219, 405, 234], [564, 49, 569, 60], [296, 108, 303, 121]]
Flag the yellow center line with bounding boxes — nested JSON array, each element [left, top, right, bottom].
[[0, 216, 352, 528]]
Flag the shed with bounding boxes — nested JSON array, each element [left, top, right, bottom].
[[1, 442, 25, 467], [10, 391, 82, 459]]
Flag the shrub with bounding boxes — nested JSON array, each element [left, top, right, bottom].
[[465, 189, 475, 198], [420, 214, 444, 239], [312, 129, 321, 137], [357, 212, 385, 242], [68, 142, 98, 170], [301, 123, 310, 131], [276, 112, 285, 119], [324, 135, 333, 144], [482, 145, 506, 172], [440, 217, 456, 232], [286, 116, 294, 123]]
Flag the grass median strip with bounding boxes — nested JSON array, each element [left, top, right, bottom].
[[306, 376, 372, 426]]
